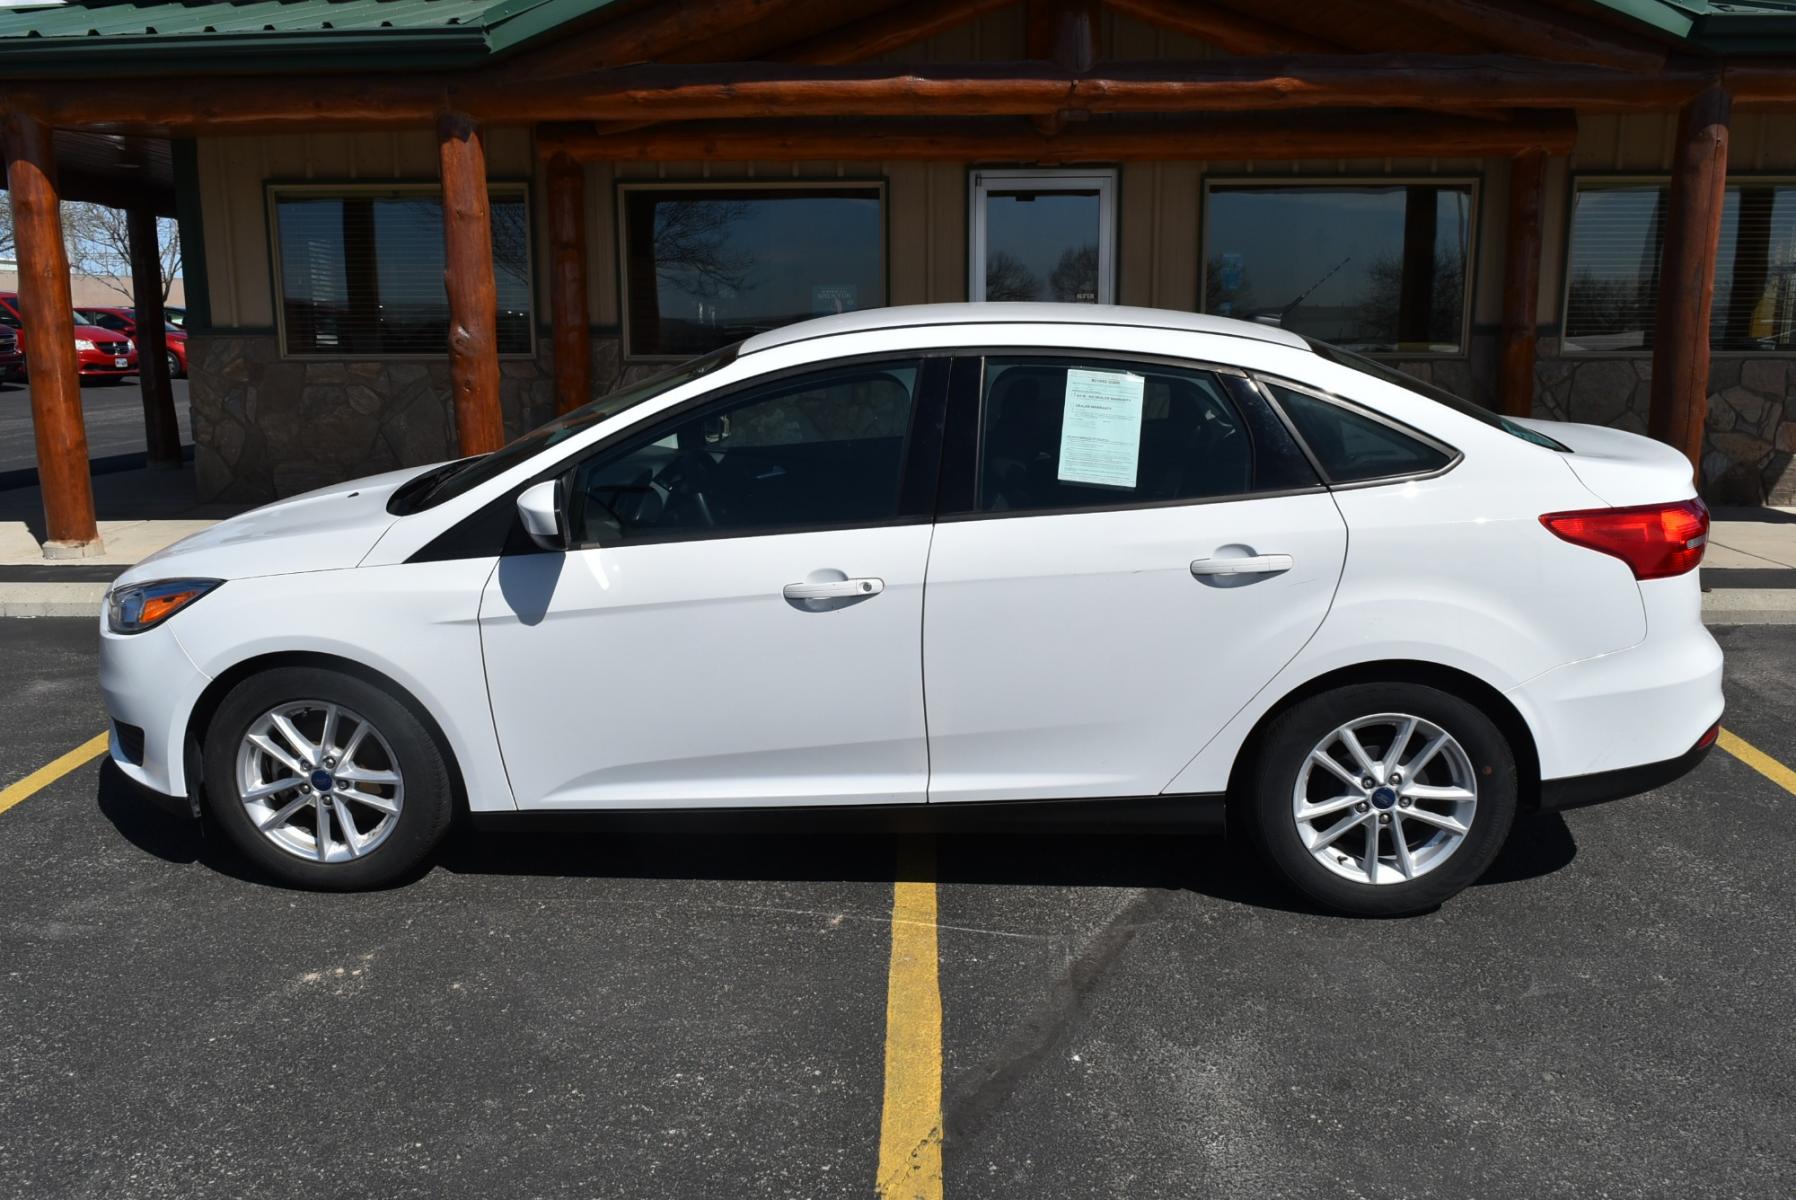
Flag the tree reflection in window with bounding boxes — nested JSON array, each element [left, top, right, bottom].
[[623, 186, 884, 358]]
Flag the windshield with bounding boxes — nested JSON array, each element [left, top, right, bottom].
[[390, 343, 739, 514], [1304, 337, 1570, 452]]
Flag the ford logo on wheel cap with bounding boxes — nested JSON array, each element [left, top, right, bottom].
[[1371, 786, 1398, 810]]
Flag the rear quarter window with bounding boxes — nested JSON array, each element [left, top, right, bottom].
[[1265, 383, 1453, 484]]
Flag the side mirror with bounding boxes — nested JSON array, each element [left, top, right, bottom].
[[516, 479, 568, 551]]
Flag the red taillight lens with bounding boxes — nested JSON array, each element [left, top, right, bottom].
[[1539, 498, 1710, 580]]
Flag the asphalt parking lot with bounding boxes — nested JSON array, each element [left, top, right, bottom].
[[2, 618, 1793, 1199], [0, 378, 192, 477]]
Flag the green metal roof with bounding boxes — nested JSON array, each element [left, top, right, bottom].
[[1, 0, 1795, 78], [0, 0, 625, 76]]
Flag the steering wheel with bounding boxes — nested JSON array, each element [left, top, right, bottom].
[[654, 448, 720, 529]]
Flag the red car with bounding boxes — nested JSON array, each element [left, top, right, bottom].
[[0, 293, 138, 381], [77, 305, 187, 379]]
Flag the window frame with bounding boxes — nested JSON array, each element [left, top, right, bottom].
[[615, 178, 891, 365], [1559, 171, 1796, 357], [968, 168, 1119, 305], [560, 352, 950, 551], [1198, 174, 1483, 360], [932, 348, 1330, 524], [264, 179, 537, 362], [1248, 374, 1463, 489]]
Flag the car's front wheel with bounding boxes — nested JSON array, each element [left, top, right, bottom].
[[203, 666, 454, 889], [1248, 682, 1517, 917]]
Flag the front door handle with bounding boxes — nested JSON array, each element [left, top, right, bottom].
[[783, 577, 885, 600], [1190, 554, 1293, 578]]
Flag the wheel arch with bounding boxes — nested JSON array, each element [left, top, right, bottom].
[[184, 650, 469, 817], [1224, 659, 1543, 813]]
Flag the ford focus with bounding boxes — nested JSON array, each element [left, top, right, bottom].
[[99, 305, 1722, 915]]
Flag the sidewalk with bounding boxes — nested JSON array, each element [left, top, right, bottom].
[[1, 471, 1794, 622], [0, 465, 244, 617]]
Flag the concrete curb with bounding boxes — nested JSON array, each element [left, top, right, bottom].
[[0, 582, 107, 619], [1702, 589, 1796, 625]]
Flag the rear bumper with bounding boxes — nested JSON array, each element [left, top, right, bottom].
[[1508, 573, 1723, 782], [1537, 727, 1717, 813]]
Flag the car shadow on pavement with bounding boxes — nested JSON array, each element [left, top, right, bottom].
[[96, 761, 1578, 914]]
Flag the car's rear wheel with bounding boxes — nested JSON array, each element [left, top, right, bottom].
[[1248, 682, 1517, 917], [203, 667, 453, 890], [167, 351, 183, 379]]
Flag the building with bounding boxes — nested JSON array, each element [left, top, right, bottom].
[[3, 0, 1796, 555]]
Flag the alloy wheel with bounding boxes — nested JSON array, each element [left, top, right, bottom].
[[1292, 712, 1478, 886], [234, 700, 405, 863]]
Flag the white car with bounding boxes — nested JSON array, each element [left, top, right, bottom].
[[99, 305, 1722, 915]]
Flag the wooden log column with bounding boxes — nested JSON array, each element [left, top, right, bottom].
[[2, 113, 100, 554], [437, 111, 506, 455], [546, 152, 590, 416], [1499, 150, 1548, 418], [128, 207, 182, 468], [1648, 84, 1731, 474]]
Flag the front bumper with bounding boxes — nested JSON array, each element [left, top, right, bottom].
[[98, 608, 212, 809], [77, 349, 137, 375]]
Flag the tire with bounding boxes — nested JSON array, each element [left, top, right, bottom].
[[1247, 682, 1517, 917], [167, 351, 183, 379], [203, 666, 454, 890]]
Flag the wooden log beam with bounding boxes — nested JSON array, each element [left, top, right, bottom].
[[540, 110, 1580, 163], [1721, 61, 1796, 108], [783, 0, 1013, 64], [1381, 0, 1666, 74], [2, 112, 99, 553], [511, 0, 835, 78], [1104, 0, 1339, 54], [1499, 150, 1548, 419], [1027, 0, 1100, 133], [546, 152, 590, 418], [127, 207, 181, 467], [5, 56, 1707, 134], [1648, 85, 1731, 474], [437, 112, 505, 457]]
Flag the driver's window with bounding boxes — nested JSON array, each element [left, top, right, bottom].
[[976, 357, 1307, 514], [572, 360, 920, 545]]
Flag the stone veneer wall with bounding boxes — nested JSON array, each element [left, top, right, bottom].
[[189, 332, 1796, 507]]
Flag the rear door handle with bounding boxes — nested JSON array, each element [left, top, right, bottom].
[[782, 577, 885, 600], [1190, 554, 1293, 578]]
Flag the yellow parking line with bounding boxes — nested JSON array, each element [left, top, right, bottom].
[[0, 731, 110, 818], [877, 839, 944, 1200], [1717, 728, 1796, 798]]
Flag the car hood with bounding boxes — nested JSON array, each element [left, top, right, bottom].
[[116, 465, 434, 587]]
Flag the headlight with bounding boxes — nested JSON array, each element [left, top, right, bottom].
[[74, 339, 96, 351], [107, 579, 221, 634]]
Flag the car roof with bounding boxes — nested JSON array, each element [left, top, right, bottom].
[[738, 303, 1313, 355]]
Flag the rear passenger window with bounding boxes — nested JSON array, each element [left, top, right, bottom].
[[1267, 384, 1452, 483], [976, 357, 1316, 514]]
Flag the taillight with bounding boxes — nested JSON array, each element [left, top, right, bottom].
[[1539, 498, 1709, 580]]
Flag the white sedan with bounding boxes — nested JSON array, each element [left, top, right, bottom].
[[99, 305, 1721, 915]]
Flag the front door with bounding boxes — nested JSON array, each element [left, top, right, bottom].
[[970, 169, 1118, 305], [480, 357, 944, 810], [922, 353, 1349, 802]]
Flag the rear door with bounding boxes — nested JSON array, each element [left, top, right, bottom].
[[921, 353, 1349, 803]]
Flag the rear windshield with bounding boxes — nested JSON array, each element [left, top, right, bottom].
[[1304, 338, 1570, 452], [389, 343, 739, 514]]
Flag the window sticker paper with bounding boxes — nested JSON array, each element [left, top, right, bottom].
[[1057, 368, 1145, 489]]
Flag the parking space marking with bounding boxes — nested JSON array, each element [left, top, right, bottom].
[[876, 839, 944, 1200], [1718, 728, 1796, 798], [0, 731, 109, 818]]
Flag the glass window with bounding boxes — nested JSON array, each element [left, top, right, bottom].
[[976, 357, 1316, 514], [572, 361, 919, 544], [1564, 180, 1796, 353], [272, 186, 533, 357], [1203, 182, 1475, 354], [621, 185, 885, 359], [1267, 384, 1452, 483], [972, 170, 1116, 304]]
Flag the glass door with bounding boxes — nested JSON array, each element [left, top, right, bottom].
[[970, 169, 1117, 304]]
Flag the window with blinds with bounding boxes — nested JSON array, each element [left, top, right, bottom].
[[1563, 180, 1796, 353], [272, 185, 534, 357]]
